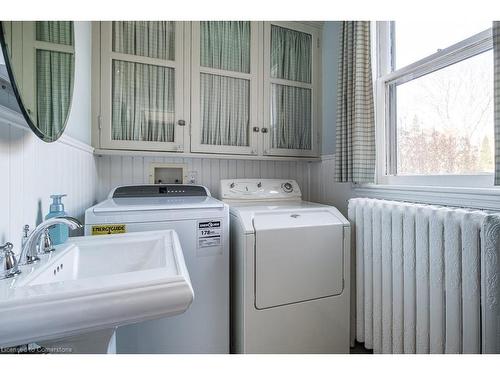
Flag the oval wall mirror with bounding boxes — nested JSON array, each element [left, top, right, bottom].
[[0, 21, 75, 142]]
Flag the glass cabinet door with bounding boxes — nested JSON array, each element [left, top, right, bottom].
[[263, 22, 319, 157], [99, 21, 186, 151], [190, 21, 259, 155]]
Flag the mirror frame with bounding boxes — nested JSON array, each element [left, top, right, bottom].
[[0, 21, 76, 142]]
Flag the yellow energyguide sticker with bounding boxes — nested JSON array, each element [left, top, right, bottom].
[[91, 224, 126, 235]]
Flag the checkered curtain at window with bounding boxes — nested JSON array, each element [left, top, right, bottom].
[[335, 21, 376, 183]]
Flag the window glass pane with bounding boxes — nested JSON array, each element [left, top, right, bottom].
[[270, 84, 311, 150], [200, 73, 249, 146], [112, 21, 175, 61], [200, 21, 250, 73], [271, 25, 311, 83], [36, 50, 73, 138], [396, 50, 494, 175], [36, 21, 73, 45], [112, 60, 175, 142], [394, 20, 490, 69]]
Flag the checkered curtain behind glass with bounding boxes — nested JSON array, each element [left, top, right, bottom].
[[335, 21, 375, 183], [494, 21, 500, 185]]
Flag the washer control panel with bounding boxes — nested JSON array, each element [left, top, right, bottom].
[[220, 179, 302, 201]]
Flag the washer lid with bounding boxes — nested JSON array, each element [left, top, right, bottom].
[[229, 201, 349, 234], [92, 196, 224, 214], [254, 210, 345, 309]]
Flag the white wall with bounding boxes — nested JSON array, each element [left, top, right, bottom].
[[321, 21, 342, 156], [96, 155, 312, 201], [64, 21, 92, 145], [0, 21, 97, 256], [309, 156, 353, 216], [314, 22, 354, 214], [0, 119, 98, 256]]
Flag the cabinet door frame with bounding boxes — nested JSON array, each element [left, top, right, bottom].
[[262, 21, 320, 157], [190, 21, 261, 155], [99, 21, 186, 152]]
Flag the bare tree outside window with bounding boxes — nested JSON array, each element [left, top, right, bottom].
[[395, 50, 494, 175]]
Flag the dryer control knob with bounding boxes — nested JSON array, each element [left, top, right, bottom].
[[282, 182, 293, 193]]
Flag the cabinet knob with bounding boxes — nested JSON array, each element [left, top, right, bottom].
[[177, 120, 186, 126], [253, 127, 260, 132], [261, 127, 268, 133]]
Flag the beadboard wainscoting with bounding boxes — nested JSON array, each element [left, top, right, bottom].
[[0, 121, 98, 256], [96, 155, 313, 201], [96, 154, 355, 214], [309, 155, 354, 216]]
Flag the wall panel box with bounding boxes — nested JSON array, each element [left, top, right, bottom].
[[149, 163, 187, 184]]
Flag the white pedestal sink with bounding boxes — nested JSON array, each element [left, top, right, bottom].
[[0, 230, 193, 353]]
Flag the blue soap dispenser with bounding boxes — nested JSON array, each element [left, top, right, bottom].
[[46, 194, 69, 245]]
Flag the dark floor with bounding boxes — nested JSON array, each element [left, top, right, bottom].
[[350, 341, 373, 354]]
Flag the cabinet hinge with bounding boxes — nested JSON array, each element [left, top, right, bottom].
[[317, 38, 320, 48]]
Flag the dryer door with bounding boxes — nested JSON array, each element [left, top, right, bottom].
[[253, 210, 344, 309]]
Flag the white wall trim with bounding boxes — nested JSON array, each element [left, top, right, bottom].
[[354, 184, 500, 211], [0, 105, 94, 155], [58, 134, 94, 154], [94, 147, 322, 163]]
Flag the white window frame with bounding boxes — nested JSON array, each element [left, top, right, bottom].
[[190, 21, 260, 155], [374, 21, 495, 188], [99, 21, 187, 152], [262, 21, 320, 157]]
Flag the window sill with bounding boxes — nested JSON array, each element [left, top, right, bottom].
[[353, 183, 500, 211]]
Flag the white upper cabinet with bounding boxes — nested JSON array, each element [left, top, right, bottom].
[[190, 21, 260, 155], [94, 21, 321, 158], [99, 21, 187, 151], [263, 22, 320, 157]]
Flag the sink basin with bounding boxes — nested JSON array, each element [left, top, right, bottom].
[[0, 230, 193, 350]]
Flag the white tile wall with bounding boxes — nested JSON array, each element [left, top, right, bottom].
[[0, 121, 98, 256]]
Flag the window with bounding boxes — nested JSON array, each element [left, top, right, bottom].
[[376, 21, 494, 185]]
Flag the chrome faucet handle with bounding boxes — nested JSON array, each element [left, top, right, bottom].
[[39, 229, 55, 253], [0, 242, 21, 279]]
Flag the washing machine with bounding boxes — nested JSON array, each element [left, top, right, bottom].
[[221, 179, 350, 354], [85, 184, 229, 353]]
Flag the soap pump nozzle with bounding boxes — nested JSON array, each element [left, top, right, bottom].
[[50, 194, 67, 213]]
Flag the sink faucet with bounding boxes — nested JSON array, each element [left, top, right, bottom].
[[20, 216, 83, 265]]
